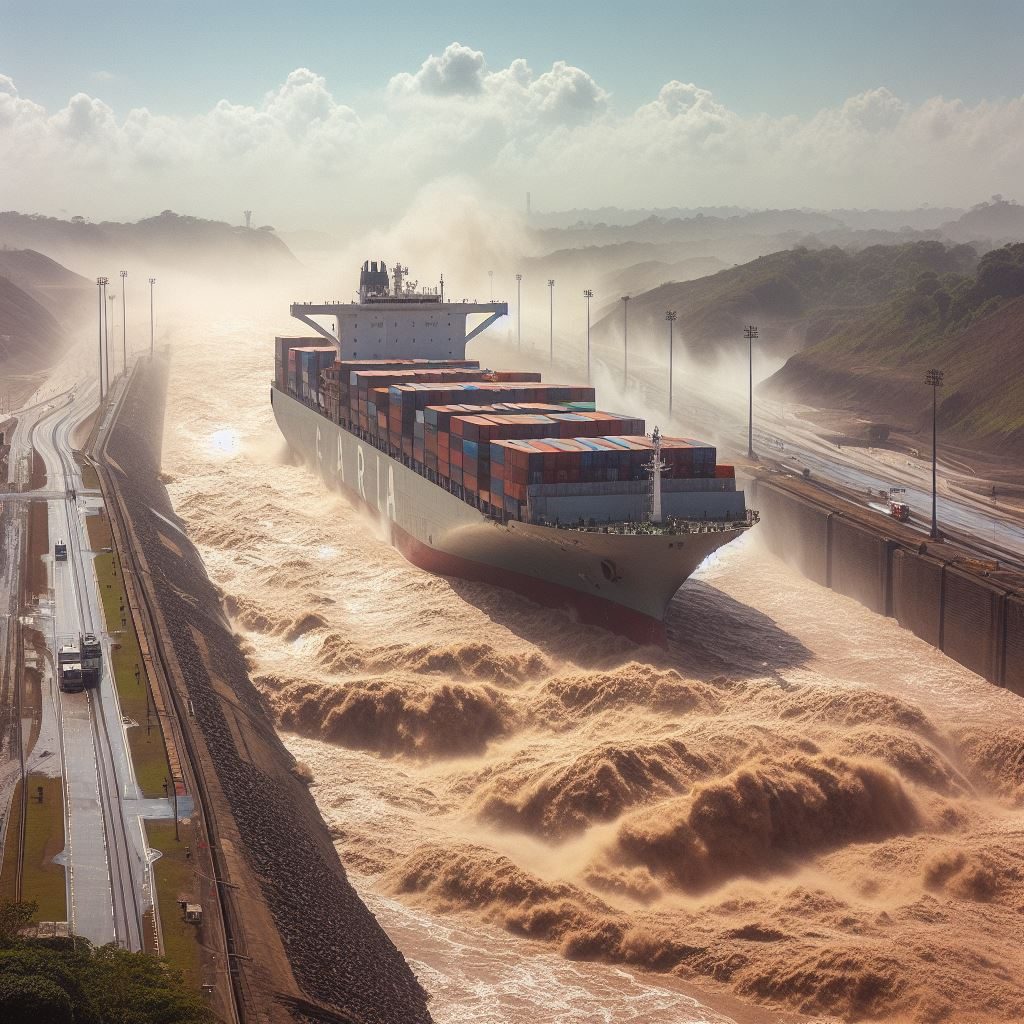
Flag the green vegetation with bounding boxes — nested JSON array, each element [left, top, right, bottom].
[[93, 552, 170, 798], [766, 242, 1024, 451], [85, 510, 113, 551], [146, 821, 202, 987], [616, 240, 980, 352], [0, 777, 66, 922], [0, 900, 214, 1023]]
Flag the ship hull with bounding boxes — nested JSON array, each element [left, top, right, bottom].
[[271, 387, 744, 643]]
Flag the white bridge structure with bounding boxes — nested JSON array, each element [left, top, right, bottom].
[[290, 260, 507, 361]]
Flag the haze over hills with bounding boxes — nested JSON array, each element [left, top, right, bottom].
[[590, 240, 979, 361], [0, 275, 68, 382], [764, 242, 1024, 454], [0, 210, 300, 278]]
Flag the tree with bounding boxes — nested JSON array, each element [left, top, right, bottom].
[[0, 974, 74, 1024]]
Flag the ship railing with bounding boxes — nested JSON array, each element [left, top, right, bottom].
[[533, 510, 759, 536]]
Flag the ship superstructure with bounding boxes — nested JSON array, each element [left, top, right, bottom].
[[271, 261, 756, 642]]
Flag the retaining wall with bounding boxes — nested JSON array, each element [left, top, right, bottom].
[[749, 475, 1022, 691]]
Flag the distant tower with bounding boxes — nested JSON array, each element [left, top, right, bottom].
[[526, 192, 531, 219], [244, 210, 253, 229]]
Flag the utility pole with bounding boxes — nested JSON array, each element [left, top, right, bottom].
[[744, 324, 759, 458], [665, 310, 677, 417], [96, 277, 108, 399], [108, 293, 115, 387], [102, 280, 111, 392], [148, 277, 156, 357], [621, 296, 630, 389], [547, 279, 555, 364], [119, 269, 128, 375], [515, 274, 522, 353], [488, 269, 493, 301], [926, 368, 944, 539], [583, 289, 593, 382]]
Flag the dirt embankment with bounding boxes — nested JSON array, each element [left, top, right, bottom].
[[100, 358, 433, 1024]]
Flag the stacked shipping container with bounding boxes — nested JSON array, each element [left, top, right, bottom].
[[273, 355, 731, 523]]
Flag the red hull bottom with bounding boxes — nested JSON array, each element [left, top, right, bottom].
[[390, 521, 666, 646]]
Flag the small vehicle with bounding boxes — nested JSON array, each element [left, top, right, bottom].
[[54, 540, 67, 562], [58, 643, 85, 693], [868, 487, 910, 523]]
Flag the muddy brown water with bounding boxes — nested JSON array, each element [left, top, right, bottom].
[[162, 311, 1024, 1024]]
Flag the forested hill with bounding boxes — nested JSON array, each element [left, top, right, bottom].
[[591, 241, 979, 361], [0, 210, 299, 276], [763, 243, 1024, 454]]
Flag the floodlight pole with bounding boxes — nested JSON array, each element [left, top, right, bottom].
[[119, 269, 128, 375], [547, 279, 555, 364], [96, 277, 108, 399], [665, 310, 677, 417], [148, 277, 156, 357], [515, 273, 522, 352], [583, 289, 593, 382], [621, 295, 630, 389], [745, 324, 759, 459], [926, 368, 945, 539]]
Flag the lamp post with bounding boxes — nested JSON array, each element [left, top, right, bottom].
[[515, 273, 522, 352], [104, 285, 112, 391], [148, 277, 156, 357], [119, 269, 127, 375], [547, 279, 555, 364], [96, 277, 108, 399], [665, 310, 677, 417], [583, 289, 593, 382], [744, 324, 758, 458], [621, 296, 630, 389], [926, 368, 944, 539], [488, 269, 493, 301]]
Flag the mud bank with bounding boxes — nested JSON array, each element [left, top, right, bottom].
[[100, 356, 432, 1024]]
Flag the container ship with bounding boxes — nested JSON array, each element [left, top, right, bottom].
[[271, 260, 757, 642]]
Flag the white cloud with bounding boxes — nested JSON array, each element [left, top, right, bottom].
[[2, 45, 1024, 227]]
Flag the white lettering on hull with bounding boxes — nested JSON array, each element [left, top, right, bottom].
[[387, 465, 396, 521], [337, 434, 345, 482], [357, 445, 366, 499]]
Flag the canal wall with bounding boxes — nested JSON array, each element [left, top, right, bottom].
[[98, 357, 433, 1024], [747, 475, 1023, 697]]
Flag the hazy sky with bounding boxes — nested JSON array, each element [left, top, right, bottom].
[[3, 0, 1024, 229]]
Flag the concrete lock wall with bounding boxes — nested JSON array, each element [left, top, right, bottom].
[[942, 566, 1005, 683], [830, 516, 890, 615], [891, 548, 945, 649], [752, 479, 1021, 691], [753, 482, 831, 586], [1003, 595, 1024, 696]]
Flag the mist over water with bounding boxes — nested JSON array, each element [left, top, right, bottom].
[[159, 294, 1024, 1023]]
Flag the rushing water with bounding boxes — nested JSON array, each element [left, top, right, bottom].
[[161, 308, 1024, 1024]]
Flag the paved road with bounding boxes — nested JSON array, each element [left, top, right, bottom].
[[599, 352, 1024, 566], [32, 380, 158, 949]]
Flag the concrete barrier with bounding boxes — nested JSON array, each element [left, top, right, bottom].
[[830, 516, 890, 614], [754, 482, 831, 586], [941, 566, 1005, 682], [1004, 595, 1024, 696], [891, 548, 945, 649], [751, 477, 1021, 691]]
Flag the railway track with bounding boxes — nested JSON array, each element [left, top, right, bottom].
[[93, 365, 243, 1022]]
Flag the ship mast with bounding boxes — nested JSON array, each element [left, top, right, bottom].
[[644, 426, 668, 523]]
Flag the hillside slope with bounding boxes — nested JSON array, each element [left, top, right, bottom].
[[0, 210, 299, 276], [763, 244, 1024, 454], [591, 241, 978, 362], [0, 274, 67, 377], [0, 248, 93, 323]]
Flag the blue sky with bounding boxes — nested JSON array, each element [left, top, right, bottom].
[[3, 1, 1024, 224], [3, 0, 1023, 118]]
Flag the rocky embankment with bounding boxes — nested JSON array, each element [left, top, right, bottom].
[[101, 357, 432, 1024]]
